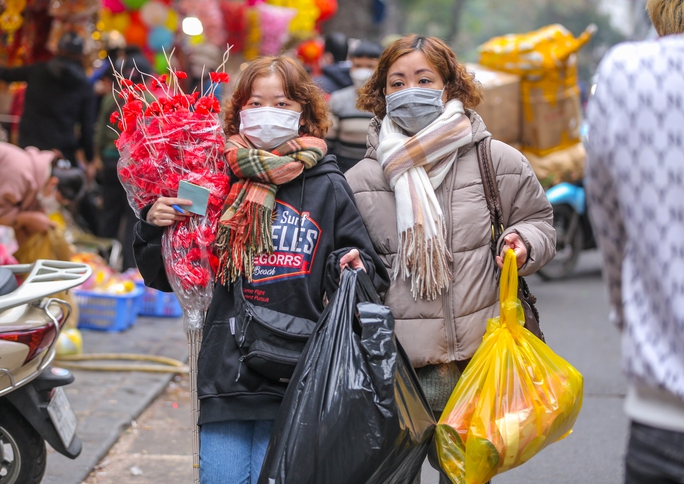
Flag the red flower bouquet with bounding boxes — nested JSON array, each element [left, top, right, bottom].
[[113, 62, 231, 331]]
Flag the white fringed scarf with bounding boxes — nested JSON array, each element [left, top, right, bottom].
[[377, 100, 473, 300]]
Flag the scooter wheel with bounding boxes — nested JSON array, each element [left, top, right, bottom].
[[538, 204, 583, 281], [0, 401, 46, 484]]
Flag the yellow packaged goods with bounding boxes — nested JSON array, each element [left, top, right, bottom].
[[435, 250, 584, 484], [478, 24, 593, 77], [524, 142, 586, 188], [466, 64, 521, 144], [479, 24, 593, 156]]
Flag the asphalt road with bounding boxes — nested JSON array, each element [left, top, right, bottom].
[[421, 249, 629, 484]]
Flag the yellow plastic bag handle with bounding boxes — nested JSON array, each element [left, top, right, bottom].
[[500, 249, 526, 334]]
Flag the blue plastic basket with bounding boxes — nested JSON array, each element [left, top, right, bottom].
[[75, 286, 144, 332], [138, 284, 183, 318]]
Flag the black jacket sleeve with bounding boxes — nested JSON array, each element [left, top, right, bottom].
[[133, 206, 173, 292], [325, 174, 390, 299], [0, 65, 33, 83]]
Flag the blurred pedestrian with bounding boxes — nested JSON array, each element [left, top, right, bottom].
[[133, 55, 389, 483], [0, 31, 95, 170], [95, 53, 152, 271], [0, 141, 83, 247], [585, 1, 684, 483], [187, 43, 226, 99], [313, 32, 352, 95], [345, 35, 555, 482], [326, 40, 383, 173]]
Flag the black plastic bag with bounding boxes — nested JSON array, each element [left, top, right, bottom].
[[258, 269, 435, 484]]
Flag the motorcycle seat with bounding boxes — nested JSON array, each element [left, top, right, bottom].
[[0, 267, 18, 297]]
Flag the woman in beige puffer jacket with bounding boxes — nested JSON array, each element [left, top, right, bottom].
[[345, 35, 556, 417]]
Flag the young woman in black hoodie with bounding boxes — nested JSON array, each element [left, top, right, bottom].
[[133, 56, 389, 484]]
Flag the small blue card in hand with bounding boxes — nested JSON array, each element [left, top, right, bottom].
[[177, 180, 210, 216]]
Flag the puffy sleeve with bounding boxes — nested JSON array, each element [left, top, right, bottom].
[[494, 141, 556, 276]]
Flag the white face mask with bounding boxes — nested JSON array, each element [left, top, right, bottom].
[[37, 191, 61, 215], [239, 107, 302, 151], [350, 67, 374, 89]]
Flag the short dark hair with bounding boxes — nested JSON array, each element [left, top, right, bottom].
[[51, 166, 85, 201], [57, 31, 84, 59], [324, 32, 349, 63], [351, 40, 383, 60]]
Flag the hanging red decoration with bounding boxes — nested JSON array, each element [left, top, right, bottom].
[[314, 0, 337, 23]]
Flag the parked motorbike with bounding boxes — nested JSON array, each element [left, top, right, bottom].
[[537, 181, 596, 280], [0, 259, 91, 484]]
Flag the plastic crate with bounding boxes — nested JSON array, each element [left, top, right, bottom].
[[75, 286, 144, 332], [138, 284, 183, 318]]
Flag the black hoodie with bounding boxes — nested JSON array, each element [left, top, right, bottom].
[[0, 57, 95, 163], [134, 154, 390, 424]]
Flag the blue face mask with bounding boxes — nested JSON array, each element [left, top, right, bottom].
[[385, 87, 445, 135]]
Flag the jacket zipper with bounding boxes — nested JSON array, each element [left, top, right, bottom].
[[244, 350, 299, 365], [242, 306, 312, 342]]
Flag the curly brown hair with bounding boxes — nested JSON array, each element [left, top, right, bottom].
[[357, 35, 483, 118], [223, 56, 331, 139]]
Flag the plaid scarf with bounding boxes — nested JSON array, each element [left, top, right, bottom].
[[378, 100, 472, 300], [216, 134, 327, 284]]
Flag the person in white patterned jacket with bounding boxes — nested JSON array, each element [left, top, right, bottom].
[[585, 1, 684, 482]]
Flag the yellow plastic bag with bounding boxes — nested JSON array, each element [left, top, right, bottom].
[[435, 250, 583, 484]]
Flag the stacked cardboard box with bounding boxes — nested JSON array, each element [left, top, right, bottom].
[[467, 63, 521, 145], [478, 24, 591, 156]]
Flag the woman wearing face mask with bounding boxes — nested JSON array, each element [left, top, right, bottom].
[[346, 35, 555, 479], [325, 40, 384, 173], [133, 56, 389, 484]]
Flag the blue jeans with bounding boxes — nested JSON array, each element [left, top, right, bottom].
[[199, 419, 275, 484], [625, 421, 684, 483]]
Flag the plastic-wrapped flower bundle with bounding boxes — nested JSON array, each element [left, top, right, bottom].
[[112, 52, 231, 483], [113, 60, 231, 331]]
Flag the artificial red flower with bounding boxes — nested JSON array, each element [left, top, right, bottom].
[[175, 70, 188, 79], [195, 95, 220, 114], [145, 101, 163, 116], [109, 111, 120, 124], [209, 72, 230, 83]]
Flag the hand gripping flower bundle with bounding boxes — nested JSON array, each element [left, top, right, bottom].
[[113, 63, 231, 330]]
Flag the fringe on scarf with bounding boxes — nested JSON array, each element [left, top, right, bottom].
[[215, 201, 273, 285], [394, 221, 453, 301]]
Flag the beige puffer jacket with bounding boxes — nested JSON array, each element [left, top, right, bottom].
[[346, 111, 555, 368]]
